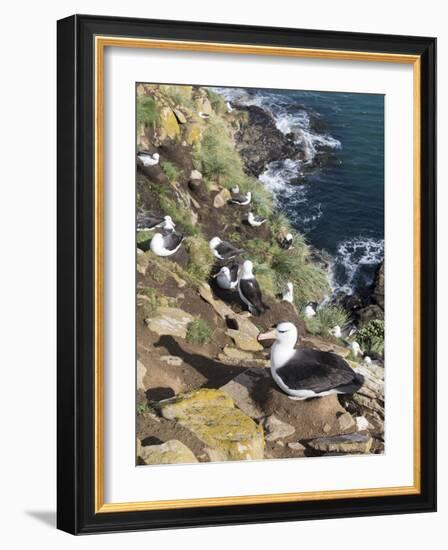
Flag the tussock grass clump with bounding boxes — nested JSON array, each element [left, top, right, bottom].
[[137, 287, 169, 317], [137, 96, 160, 129], [186, 318, 213, 345], [162, 85, 194, 110], [206, 89, 227, 115], [304, 306, 349, 337], [357, 320, 385, 356], [184, 235, 214, 282], [161, 160, 180, 182], [158, 195, 199, 236], [271, 245, 329, 306]]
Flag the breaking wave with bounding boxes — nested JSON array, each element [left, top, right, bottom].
[[329, 237, 384, 295]]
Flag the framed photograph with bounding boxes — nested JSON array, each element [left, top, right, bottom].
[[57, 14, 436, 534]]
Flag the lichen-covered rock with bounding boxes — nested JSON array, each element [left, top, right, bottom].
[[157, 389, 264, 461], [146, 307, 194, 338], [159, 107, 180, 140], [307, 433, 373, 454], [213, 188, 232, 208], [185, 123, 202, 145], [138, 439, 198, 464]]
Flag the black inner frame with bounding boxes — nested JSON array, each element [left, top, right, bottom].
[[57, 14, 436, 535]]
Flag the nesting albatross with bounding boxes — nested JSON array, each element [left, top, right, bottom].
[[150, 230, 185, 257], [213, 264, 239, 290], [137, 213, 175, 232], [229, 191, 251, 206], [258, 322, 364, 400], [209, 237, 243, 261], [238, 260, 266, 316]]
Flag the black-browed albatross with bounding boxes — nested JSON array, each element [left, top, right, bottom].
[[258, 322, 364, 400]]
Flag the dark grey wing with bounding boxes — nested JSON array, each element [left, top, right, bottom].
[[229, 193, 246, 204], [239, 278, 264, 314], [137, 212, 163, 230], [217, 241, 243, 259], [228, 263, 240, 283], [276, 349, 361, 394], [162, 231, 184, 250]]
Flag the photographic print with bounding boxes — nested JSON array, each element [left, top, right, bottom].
[[136, 83, 385, 466]]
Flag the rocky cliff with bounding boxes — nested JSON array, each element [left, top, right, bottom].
[[135, 84, 384, 464]]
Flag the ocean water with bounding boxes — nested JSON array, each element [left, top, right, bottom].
[[213, 87, 384, 296]]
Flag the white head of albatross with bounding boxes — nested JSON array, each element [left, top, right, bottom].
[[162, 215, 175, 231], [257, 322, 364, 400]]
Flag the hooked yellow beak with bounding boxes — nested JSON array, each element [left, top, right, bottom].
[[257, 328, 277, 342]]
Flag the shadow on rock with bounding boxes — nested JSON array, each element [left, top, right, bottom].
[[153, 335, 248, 388]]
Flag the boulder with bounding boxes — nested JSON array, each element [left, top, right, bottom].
[[213, 188, 232, 208], [226, 329, 263, 352], [173, 108, 187, 124], [146, 307, 194, 338], [306, 433, 373, 454], [160, 355, 183, 367], [220, 347, 254, 361], [138, 439, 198, 465], [190, 169, 202, 180], [137, 360, 147, 391], [373, 262, 385, 309], [235, 105, 298, 176], [301, 335, 350, 358], [195, 96, 212, 115], [262, 415, 295, 442], [158, 107, 180, 140], [357, 304, 384, 328], [157, 389, 264, 461], [221, 368, 357, 443]]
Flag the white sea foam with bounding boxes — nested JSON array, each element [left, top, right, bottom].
[[329, 237, 384, 295]]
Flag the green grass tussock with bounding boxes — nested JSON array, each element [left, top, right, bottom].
[[206, 89, 227, 115], [186, 318, 213, 345], [161, 160, 180, 182], [304, 306, 349, 337], [357, 320, 385, 356], [184, 235, 215, 282], [137, 96, 160, 129], [162, 85, 194, 110]]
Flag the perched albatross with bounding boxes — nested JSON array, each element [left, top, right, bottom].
[[229, 191, 251, 206], [330, 325, 342, 338], [247, 212, 267, 227], [137, 213, 175, 232], [150, 230, 184, 257], [238, 260, 266, 316], [213, 264, 239, 290], [209, 237, 243, 261], [226, 101, 233, 113], [304, 302, 317, 318], [137, 151, 160, 166], [281, 282, 294, 303], [198, 112, 210, 119], [258, 322, 364, 400], [280, 233, 294, 250]]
